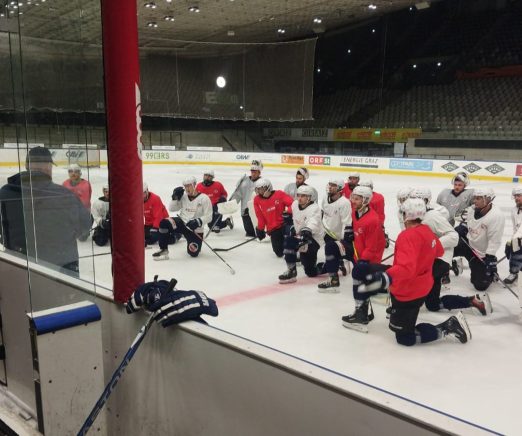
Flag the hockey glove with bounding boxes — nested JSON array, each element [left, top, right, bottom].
[[217, 196, 227, 204], [505, 242, 513, 260], [358, 271, 391, 293], [101, 218, 110, 230], [343, 225, 354, 243], [455, 222, 468, 238], [282, 212, 293, 227], [126, 276, 176, 314], [460, 208, 469, 223], [255, 228, 266, 241], [186, 218, 202, 231], [484, 254, 497, 278], [298, 229, 313, 253], [148, 290, 218, 327], [172, 186, 185, 201]]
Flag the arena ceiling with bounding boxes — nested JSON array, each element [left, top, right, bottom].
[[4, 0, 418, 48]]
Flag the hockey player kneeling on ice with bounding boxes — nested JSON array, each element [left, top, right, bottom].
[[284, 167, 318, 203], [504, 187, 522, 285], [253, 178, 293, 257], [453, 188, 505, 292], [396, 187, 414, 230], [126, 277, 218, 327], [421, 197, 492, 316], [91, 185, 111, 247], [279, 185, 324, 284], [343, 198, 472, 344], [196, 169, 233, 233], [153, 177, 212, 260], [318, 186, 385, 292], [143, 182, 169, 247], [318, 179, 352, 292], [437, 172, 474, 226]]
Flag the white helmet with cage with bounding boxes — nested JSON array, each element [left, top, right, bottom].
[[250, 160, 263, 172], [351, 186, 373, 206], [327, 179, 344, 192], [452, 172, 470, 187], [401, 198, 427, 222], [396, 187, 414, 205], [512, 186, 522, 197], [296, 185, 315, 197], [182, 176, 197, 186], [474, 187, 495, 203], [410, 187, 432, 204], [297, 167, 309, 180], [254, 178, 273, 196]]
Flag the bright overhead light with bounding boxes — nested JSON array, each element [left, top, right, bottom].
[[164, 15, 174, 21], [188, 5, 199, 12], [437, 62, 442, 67], [371, 28, 376, 33], [216, 76, 226, 88], [347, 49, 351, 53], [316, 68, 321, 73], [166, 0, 172, 2], [144, 2, 157, 9], [368, 4, 377, 9], [277, 28, 286, 34], [313, 17, 322, 24], [147, 22, 158, 28], [412, 64, 417, 68]]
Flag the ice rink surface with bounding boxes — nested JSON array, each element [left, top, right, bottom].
[[2, 163, 521, 434]]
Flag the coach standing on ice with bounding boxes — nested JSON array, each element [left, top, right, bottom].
[[0, 147, 91, 276]]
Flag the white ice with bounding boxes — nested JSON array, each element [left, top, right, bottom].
[[2, 163, 521, 434]]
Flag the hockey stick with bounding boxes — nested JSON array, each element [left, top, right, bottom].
[[77, 278, 177, 435], [459, 237, 518, 298], [381, 252, 394, 262], [214, 237, 256, 252], [79, 252, 111, 259], [228, 174, 248, 202], [190, 228, 236, 275]]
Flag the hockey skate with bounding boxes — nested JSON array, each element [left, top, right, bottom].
[[152, 249, 169, 261], [451, 258, 464, 276], [342, 300, 374, 333], [225, 217, 234, 230], [469, 292, 492, 316], [318, 274, 340, 293], [504, 273, 518, 285], [439, 311, 471, 343], [279, 267, 297, 284], [339, 260, 349, 276]]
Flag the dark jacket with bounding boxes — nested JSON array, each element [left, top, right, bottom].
[[0, 170, 91, 268]]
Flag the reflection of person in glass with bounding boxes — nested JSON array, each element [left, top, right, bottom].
[[92, 185, 110, 247], [63, 164, 92, 210], [0, 147, 91, 276]]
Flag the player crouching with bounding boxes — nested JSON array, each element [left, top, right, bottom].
[[153, 177, 212, 260], [342, 198, 472, 345], [279, 186, 324, 284]]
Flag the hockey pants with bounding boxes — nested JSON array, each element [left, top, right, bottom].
[[158, 217, 201, 257], [453, 238, 492, 291], [284, 235, 320, 277]]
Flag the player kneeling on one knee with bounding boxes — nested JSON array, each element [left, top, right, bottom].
[[504, 187, 522, 286], [279, 185, 324, 284], [153, 176, 212, 261], [342, 198, 472, 344]]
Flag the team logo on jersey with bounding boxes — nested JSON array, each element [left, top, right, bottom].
[[431, 240, 436, 248], [188, 242, 200, 253]]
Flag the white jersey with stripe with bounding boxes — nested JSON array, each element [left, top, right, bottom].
[[321, 195, 352, 240], [465, 204, 505, 257], [292, 200, 324, 244], [169, 192, 213, 230]]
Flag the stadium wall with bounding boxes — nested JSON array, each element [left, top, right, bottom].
[[0, 149, 520, 182]]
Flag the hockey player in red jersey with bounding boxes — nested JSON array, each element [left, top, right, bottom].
[[342, 172, 360, 200], [63, 164, 92, 211], [196, 169, 233, 233], [143, 182, 169, 246], [342, 198, 472, 345], [358, 180, 385, 224], [253, 178, 293, 257]]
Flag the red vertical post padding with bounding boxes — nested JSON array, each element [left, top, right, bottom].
[[101, 0, 144, 302]]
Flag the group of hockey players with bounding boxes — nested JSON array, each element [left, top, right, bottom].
[[86, 158, 521, 346]]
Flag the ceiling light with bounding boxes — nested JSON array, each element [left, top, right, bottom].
[[409, 6, 413, 10], [313, 17, 322, 24], [368, 4, 377, 10], [188, 5, 199, 12], [437, 62, 442, 67], [164, 15, 174, 21], [216, 76, 226, 88], [147, 22, 158, 28], [371, 28, 376, 33], [316, 68, 321, 73], [227, 30, 235, 36], [240, 105, 244, 110], [144, 2, 157, 8], [166, 0, 172, 2], [347, 49, 351, 53], [277, 28, 285, 34], [412, 64, 417, 68]]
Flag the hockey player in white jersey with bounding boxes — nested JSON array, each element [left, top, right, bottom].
[[229, 160, 263, 237], [454, 188, 505, 291], [422, 202, 492, 316], [91, 185, 110, 246], [279, 185, 324, 284], [153, 176, 212, 260], [504, 187, 522, 285], [317, 179, 352, 290], [284, 167, 318, 203], [410, 188, 450, 221], [437, 172, 474, 226]]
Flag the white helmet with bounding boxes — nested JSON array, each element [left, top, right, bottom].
[[512, 187, 522, 197], [351, 186, 373, 205], [102, 184, 109, 191], [359, 180, 374, 190], [297, 167, 309, 180], [143, 182, 148, 192], [328, 179, 344, 192], [182, 176, 197, 186], [397, 187, 414, 205], [68, 164, 82, 174], [250, 159, 263, 171], [401, 198, 426, 222], [254, 178, 273, 194], [296, 185, 315, 197], [452, 172, 470, 187], [474, 187, 495, 203], [410, 187, 432, 204], [203, 169, 214, 178], [348, 172, 360, 179]]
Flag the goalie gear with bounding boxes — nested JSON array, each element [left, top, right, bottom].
[[297, 167, 309, 180], [250, 159, 263, 171], [452, 172, 470, 187], [217, 200, 239, 215], [400, 198, 426, 222]]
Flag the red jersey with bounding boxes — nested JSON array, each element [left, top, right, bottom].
[[387, 224, 443, 302], [196, 181, 228, 206], [343, 183, 354, 200], [352, 207, 385, 263], [144, 192, 168, 228], [63, 178, 92, 210], [369, 191, 385, 225], [253, 190, 293, 233]]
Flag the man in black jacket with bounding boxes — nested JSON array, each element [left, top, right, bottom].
[[0, 147, 91, 276]]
